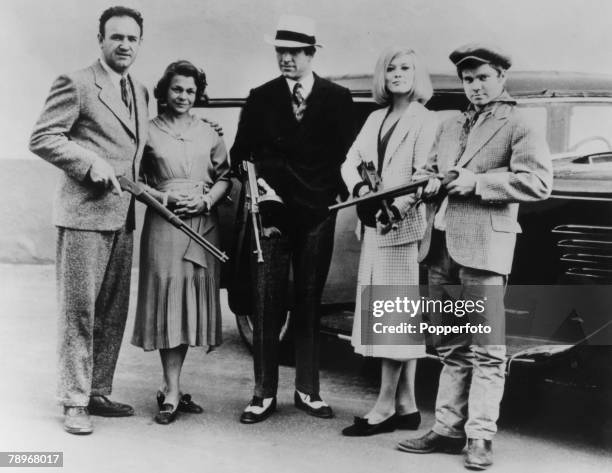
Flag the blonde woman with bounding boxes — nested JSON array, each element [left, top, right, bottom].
[[341, 46, 438, 436]]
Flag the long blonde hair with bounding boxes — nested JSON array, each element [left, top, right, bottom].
[[372, 46, 433, 106]]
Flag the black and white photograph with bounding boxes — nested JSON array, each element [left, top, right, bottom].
[[1, 0, 611, 471]]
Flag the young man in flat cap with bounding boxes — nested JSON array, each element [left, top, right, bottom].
[[397, 44, 552, 469], [231, 15, 355, 423]]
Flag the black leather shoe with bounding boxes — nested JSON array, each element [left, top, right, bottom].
[[88, 395, 134, 417], [157, 391, 203, 414], [294, 391, 334, 419], [397, 430, 466, 454], [342, 415, 397, 436], [155, 403, 179, 425], [464, 439, 493, 470], [396, 411, 421, 430], [239, 396, 277, 424], [63, 407, 93, 435]]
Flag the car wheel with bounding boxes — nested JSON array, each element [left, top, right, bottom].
[[235, 311, 295, 365]]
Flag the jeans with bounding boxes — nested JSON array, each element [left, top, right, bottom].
[[427, 231, 507, 440]]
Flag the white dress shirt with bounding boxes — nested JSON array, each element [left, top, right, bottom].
[[285, 72, 315, 100]]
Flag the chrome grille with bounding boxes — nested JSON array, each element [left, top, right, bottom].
[[553, 225, 612, 281]]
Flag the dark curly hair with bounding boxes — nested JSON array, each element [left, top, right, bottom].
[[99, 6, 143, 37], [154, 60, 208, 106]]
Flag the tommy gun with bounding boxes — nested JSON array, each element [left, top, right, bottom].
[[244, 161, 264, 263], [329, 168, 459, 214], [242, 161, 285, 263], [118, 176, 229, 263]]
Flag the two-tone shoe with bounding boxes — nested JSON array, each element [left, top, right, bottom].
[[294, 391, 334, 419], [239, 396, 277, 424]]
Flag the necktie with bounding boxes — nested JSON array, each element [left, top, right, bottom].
[[120, 77, 132, 116], [292, 82, 306, 121]]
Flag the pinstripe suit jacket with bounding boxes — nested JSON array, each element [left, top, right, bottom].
[[342, 101, 438, 247], [29, 60, 149, 231], [418, 97, 553, 275]]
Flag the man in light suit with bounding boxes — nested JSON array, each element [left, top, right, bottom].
[[397, 44, 552, 469], [231, 15, 355, 424], [29, 6, 148, 435]]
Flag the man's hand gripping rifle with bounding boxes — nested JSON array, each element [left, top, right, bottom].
[[329, 164, 459, 221]]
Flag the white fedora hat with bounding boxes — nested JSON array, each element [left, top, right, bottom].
[[264, 14, 323, 48]]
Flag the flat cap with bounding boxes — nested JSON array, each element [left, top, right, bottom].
[[449, 43, 512, 70]]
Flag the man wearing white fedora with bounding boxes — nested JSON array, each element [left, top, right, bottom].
[[231, 14, 355, 423]]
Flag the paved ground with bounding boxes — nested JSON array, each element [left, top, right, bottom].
[[0, 264, 611, 473]]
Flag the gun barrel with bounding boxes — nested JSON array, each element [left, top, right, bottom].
[[329, 177, 430, 211]]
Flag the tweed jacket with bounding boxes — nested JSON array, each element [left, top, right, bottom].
[[417, 96, 553, 275], [342, 101, 438, 247], [230, 74, 355, 224], [29, 60, 149, 231]]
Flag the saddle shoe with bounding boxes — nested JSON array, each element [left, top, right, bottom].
[[240, 396, 277, 424], [294, 390, 334, 419]]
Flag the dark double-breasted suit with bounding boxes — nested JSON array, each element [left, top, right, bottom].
[[231, 74, 355, 398], [29, 60, 148, 406]]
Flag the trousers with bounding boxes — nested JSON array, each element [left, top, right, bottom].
[[250, 213, 336, 398], [427, 231, 507, 440], [56, 227, 133, 407]]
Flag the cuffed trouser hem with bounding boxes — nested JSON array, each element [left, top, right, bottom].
[[464, 433, 496, 441], [253, 388, 278, 399], [58, 396, 89, 408], [432, 424, 467, 439], [90, 387, 112, 397], [295, 384, 316, 397]]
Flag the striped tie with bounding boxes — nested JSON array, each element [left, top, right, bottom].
[[120, 76, 132, 117], [292, 82, 306, 121]]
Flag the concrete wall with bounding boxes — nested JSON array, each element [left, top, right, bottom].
[[0, 159, 148, 265]]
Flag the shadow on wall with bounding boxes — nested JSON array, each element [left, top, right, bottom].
[[1, 159, 145, 265]]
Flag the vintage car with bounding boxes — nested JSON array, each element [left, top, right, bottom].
[[200, 71, 612, 391]]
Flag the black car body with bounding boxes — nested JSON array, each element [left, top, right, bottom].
[[200, 71, 612, 390]]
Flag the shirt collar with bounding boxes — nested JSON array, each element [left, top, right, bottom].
[[466, 90, 516, 118], [99, 58, 128, 91], [285, 72, 315, 99]]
